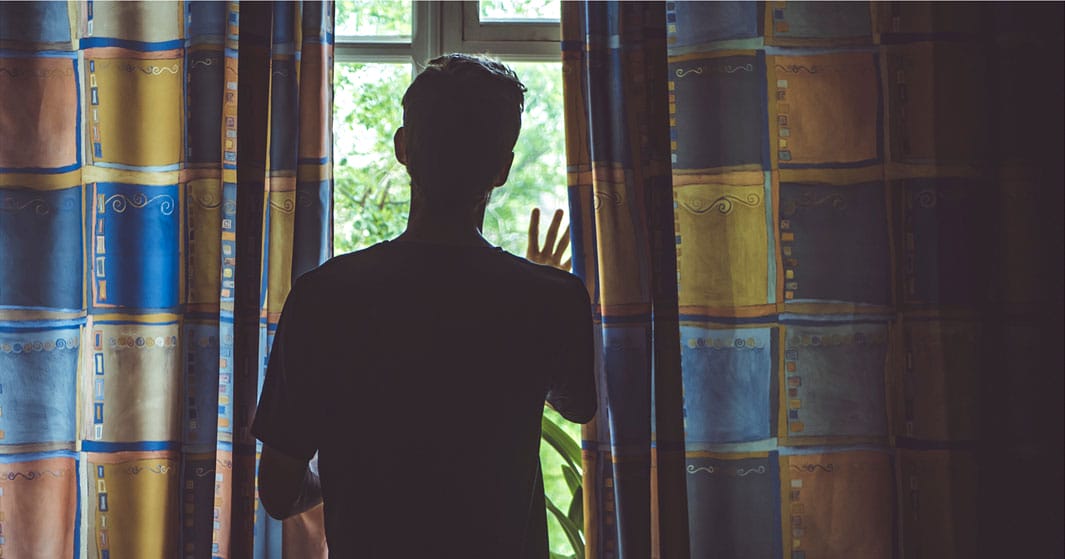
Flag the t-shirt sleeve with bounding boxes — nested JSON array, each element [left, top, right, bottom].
[[251, 277, 320, 462], [545, 276, 597, 424]]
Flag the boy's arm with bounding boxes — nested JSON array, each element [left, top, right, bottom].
[[259, 444, 322, 520], [251, 277, 323, 519], [546, 277, 597, 424]]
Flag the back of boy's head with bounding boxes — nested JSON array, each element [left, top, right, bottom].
[[401, 54, 526, 207]]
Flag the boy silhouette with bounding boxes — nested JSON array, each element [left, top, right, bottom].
[[252, 54, 596, 558]]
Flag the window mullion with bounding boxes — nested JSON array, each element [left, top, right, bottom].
[[334, 41, 414, 64]]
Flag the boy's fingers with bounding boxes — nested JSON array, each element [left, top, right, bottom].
[[527, 208, 541, 259], [561, 257, 572, 272], [543, 209, 563, 256], [553, 226, 570, 261]]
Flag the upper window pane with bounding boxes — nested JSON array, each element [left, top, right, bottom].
[[479, 0, 560, 21], [335, 0, 412, 38]]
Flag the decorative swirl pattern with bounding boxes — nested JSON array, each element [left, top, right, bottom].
[[781, 192, 847, 217], [104, 193, 175, 215], [3, 470, 66, 481], [593, 191, 624, 210], [724, 64, 754, 73], [680, 192, 762, 215], [95, 61, 180, 75], [776, 64, 820, 74], [188, 190, 223, 210], [269, 198, 296, 214], [790, 463, 835, 473], [0, 195, 79, 215], [916, 189, 938, 208], [1, 337, 79, 354], [687, 465, 716, 475], [688, 336, 767, 350], [675, 67, 704, 78], [190, 57, 217, 69], [736, 465, 767, 476], [128, 464, 173, 476], [194, 466, 216, 478]]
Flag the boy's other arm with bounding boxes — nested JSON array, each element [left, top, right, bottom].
[[545, 277, 596, 424], [259, 445, 322, 520], [251, 276, 323, 519]]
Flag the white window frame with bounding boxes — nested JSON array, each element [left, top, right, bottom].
[[334, 0, 561, 73]]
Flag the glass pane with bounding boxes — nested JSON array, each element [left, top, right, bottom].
[[480, 0, 561, 21], [482, 62, 568, 258], [333, 62, 412, 253], [335, 0, 412, 37]]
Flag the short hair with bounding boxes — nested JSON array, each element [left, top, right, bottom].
[[400, 53, 527, 207]]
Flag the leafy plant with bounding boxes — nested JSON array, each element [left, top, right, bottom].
[[541, 412, 585, 559]]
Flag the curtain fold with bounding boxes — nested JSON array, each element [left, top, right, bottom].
[[0, 1, 333, 557], [564, 2, 1063, 558]]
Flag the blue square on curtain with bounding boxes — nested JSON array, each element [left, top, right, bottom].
[[900, 178, 989, 306], [0, 1, 71, 43], [669, 54, 766, 171], [0, 186, 83, 310], [183, 323, 220, 447], [765, 2, 872, 44], [601, 326, 651, 447], [269, 58, 298, 171], [781, 323, 889, 440], [187, 50, 224, 163], [91, 183, 180, 310], [680, 326, 773, 443], [779, 181, 891, 306], [0, 325, 80, 445], [669, 2, 759, 47], [686, 453, 782, 558], [188, 1, 227, 41]]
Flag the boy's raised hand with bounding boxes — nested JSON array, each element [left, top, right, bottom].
[[526, 208, 571, 272]]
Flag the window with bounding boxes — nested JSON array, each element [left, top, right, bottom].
[[332, 2, 579, 555]]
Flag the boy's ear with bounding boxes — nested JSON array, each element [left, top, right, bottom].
[[492, 151, 515, 188], [393, 127, 407, 165]]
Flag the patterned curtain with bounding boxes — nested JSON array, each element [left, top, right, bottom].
[[0, 2, 333, 558], [563, 2, 1063, 558]]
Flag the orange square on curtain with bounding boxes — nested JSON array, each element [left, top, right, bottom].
[[0, 456, 78, 558], [769, 52, 880, 167], [782, 450, 893, 559], [0, 56, 79, 170]]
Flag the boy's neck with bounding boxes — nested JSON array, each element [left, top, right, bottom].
[[396, 193, 492, 247]]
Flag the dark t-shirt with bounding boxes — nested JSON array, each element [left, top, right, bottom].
[[252, 240, 596, 558]]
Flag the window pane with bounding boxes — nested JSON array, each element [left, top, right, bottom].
[[333, 62, 412, 253], [335, 0, 411, 37], [482, 62, 568, 257], [480, 0, 560, 21]]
